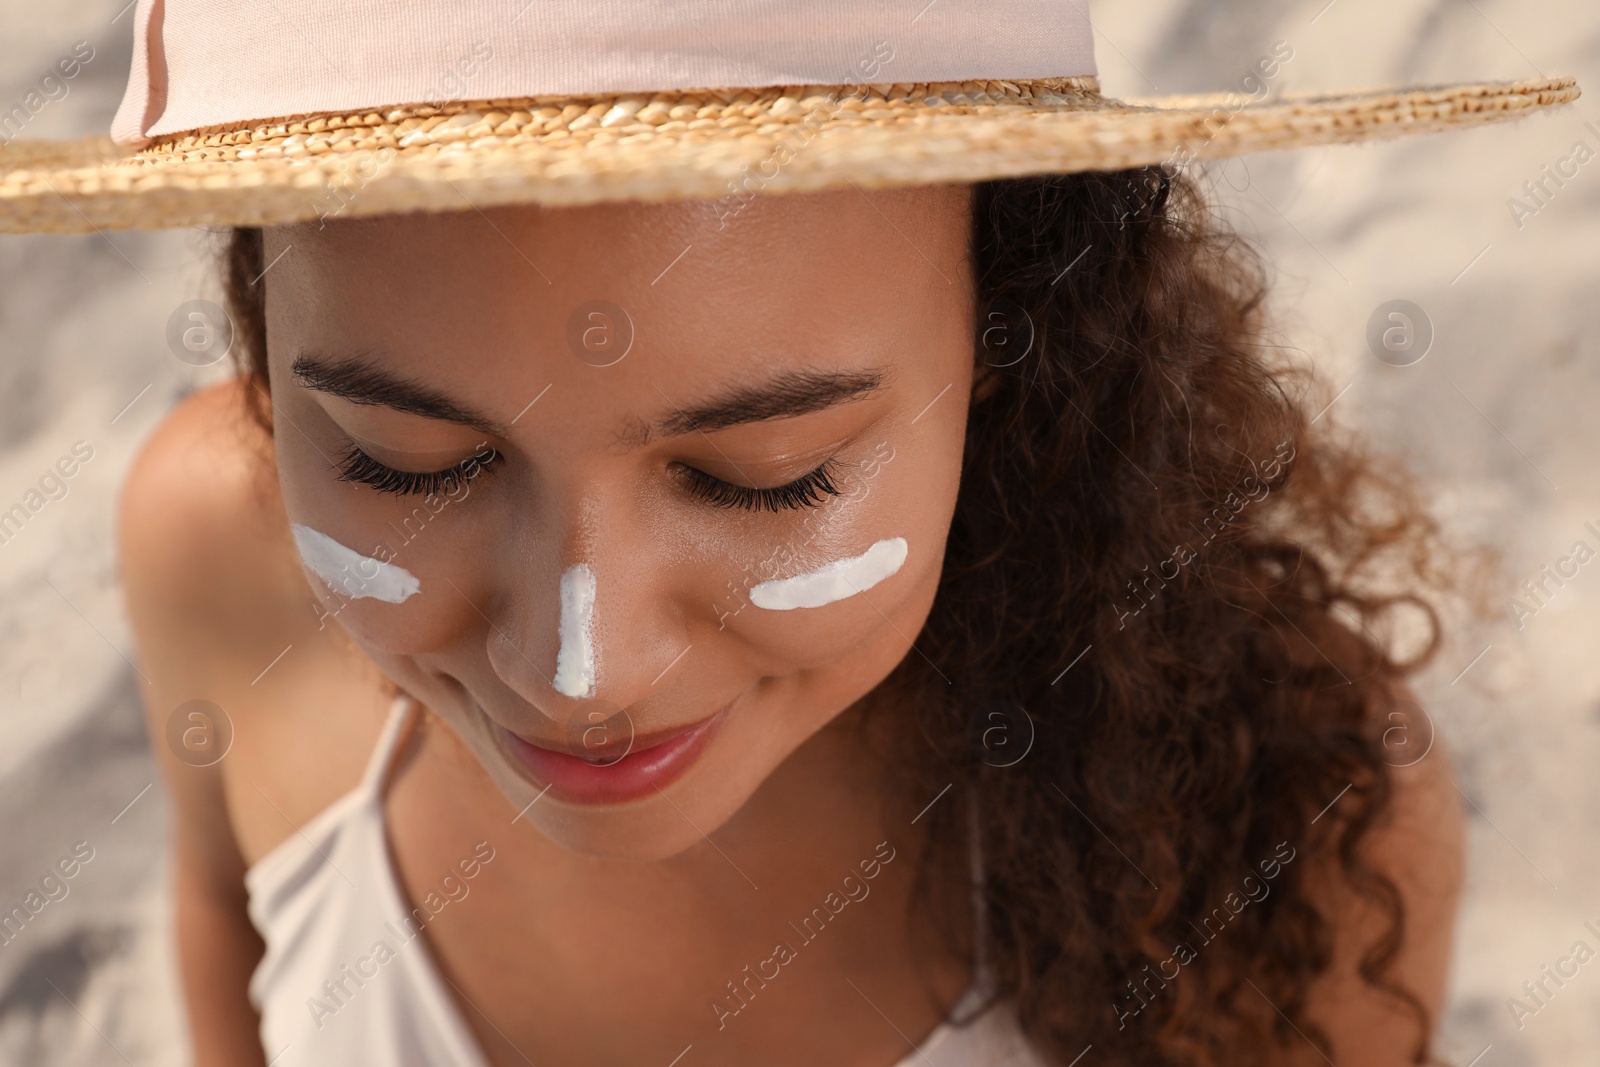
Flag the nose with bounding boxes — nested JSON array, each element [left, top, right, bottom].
[[485, 491, 691, 730], [552, 561, 598, 700]]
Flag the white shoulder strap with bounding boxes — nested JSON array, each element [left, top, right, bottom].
[[358, 690, 419, 798]]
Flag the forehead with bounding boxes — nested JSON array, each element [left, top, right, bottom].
[[268, 184, 969, 326], [261, 186, 973, 432]]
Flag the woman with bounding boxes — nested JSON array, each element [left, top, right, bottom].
[[4, 3, 1579, 1065]]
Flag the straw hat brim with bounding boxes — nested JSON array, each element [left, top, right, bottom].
[[0, 75, 1578, 234]]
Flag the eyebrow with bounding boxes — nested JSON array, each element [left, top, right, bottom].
[[291, 353, 889, 443], [640, 366, 890, 441], [292, 353, 514, 437]]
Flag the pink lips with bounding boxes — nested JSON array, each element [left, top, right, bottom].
[[502, 703, 731, 805]]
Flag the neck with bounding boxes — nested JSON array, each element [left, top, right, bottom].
[[415, 689, 976, 1059]]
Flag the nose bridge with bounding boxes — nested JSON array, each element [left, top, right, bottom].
[[552, 557, 598, 699], [495, 472, 685, 726]]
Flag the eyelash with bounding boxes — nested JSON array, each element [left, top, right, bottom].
[[678, 459, 843, 513], [334, 442, 500, 497], [335, 442, 844, 513]]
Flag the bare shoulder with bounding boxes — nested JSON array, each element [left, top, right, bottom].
[[119, 376, 393, 867], [118, 376, 305, 664], [1295, 676, 1465, 1065]]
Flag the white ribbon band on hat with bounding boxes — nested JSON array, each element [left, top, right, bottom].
[[110, 0, 1099, 147]]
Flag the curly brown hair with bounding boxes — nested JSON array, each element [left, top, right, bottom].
[[217, 166, 1456, 1066]]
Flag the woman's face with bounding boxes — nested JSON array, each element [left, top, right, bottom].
[[263, 184, 976, 860]]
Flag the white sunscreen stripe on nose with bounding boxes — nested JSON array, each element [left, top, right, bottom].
[[749, 537, 908, 611], [554, 563, 597, 698], [290, 523, 420, 603]]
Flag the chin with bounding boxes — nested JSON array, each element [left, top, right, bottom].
[[519, 790, 754, 863]]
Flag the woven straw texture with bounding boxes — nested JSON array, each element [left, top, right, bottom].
[[0, 74, 1579, 234]]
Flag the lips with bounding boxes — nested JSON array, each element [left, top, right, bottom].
[[500, 701, 732, 805]]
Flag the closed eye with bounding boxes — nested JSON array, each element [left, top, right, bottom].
[[334, 442, 500, 497], [676, 459, 842, 513]]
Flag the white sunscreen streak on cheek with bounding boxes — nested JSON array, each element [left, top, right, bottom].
[[290, 523, 420, 603], [749, 537, 908, 611], [554, 563, 597, 698]]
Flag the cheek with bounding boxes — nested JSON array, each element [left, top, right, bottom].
[[747, 536, 907, 611], [728, 545, 936, 669], [714, 467, 955, 670], [295, 524, 479, 654], [281, 484, 484, 656], [291, 522, 419, 603]]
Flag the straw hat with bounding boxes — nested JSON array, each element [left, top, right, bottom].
[[0, 0, 1580, 234]]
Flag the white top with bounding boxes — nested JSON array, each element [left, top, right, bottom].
[[244, 692, 1050, 1066]]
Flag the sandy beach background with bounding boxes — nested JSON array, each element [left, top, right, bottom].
[[1, 0, 1596, 1063]]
